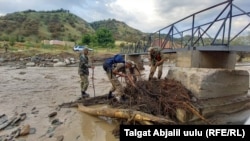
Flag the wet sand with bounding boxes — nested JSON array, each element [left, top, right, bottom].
[[0, 63, 250, 140]]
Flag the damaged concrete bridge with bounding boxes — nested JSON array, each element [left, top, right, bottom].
[[120, 0, 250, 123]]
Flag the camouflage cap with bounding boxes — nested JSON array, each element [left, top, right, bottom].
[[126, 60, 135, 67], [148, 46, 161, 52], [147, 47, 154, 52]]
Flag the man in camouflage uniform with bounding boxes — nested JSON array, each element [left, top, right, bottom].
[[3, 42, 8, 53], [148, 46, 166, 80], [78, 48, 94, 98], [125, 60, 141, 82]]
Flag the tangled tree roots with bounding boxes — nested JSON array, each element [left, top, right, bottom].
[[78, 78, 206, 122], [119, 78, 194, 119]]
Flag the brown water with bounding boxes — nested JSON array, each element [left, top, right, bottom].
[[0, 66, 108, 140], [0, 64, 171, 141], [1, 63, 250, 140]]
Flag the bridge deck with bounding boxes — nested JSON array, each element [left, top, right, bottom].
[[122, 45, 250, 56]]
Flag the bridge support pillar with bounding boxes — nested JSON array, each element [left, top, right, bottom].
[[166, 50, 250, 123], [125, 54, 144, 70], [166, 67, 250, 122], [176, 50, 236, 69]]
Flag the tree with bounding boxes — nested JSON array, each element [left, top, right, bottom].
[[9, 37, 15, 46], [81, 34, 92, 45], [95, 28, 115, 48]]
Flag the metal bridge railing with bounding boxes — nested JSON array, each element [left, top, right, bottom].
[[120, 42, 150, 54], [121, 0, 250, 54]]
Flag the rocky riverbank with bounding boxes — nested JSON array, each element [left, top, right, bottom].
[[0, 52, 116, 68]]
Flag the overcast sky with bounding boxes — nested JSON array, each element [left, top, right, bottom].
[[0, 0, 249, 35]]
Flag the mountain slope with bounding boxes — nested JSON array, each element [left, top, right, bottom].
[[0, 9, 95, 42], [0, 10, 146, 43], [90, 19, 145, 42]]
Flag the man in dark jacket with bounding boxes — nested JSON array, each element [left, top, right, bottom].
[[103, 54, 137, 101], [78, 48, 94, 98]]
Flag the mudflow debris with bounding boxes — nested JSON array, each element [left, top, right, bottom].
[[59, 78, 208, 137]]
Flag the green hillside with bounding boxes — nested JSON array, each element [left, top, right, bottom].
[[0, 9, 95, 42], [0, 9, 146, 44], [90, 19, 146, 42]]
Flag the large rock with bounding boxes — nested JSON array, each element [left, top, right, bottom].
[[53, 62, 66, 67], [19, 124, 30, 136], [26, 62, 36, 67], [0, 57, 6, 62], [64, 58, 71, 65], [166, 67, 249, 99]]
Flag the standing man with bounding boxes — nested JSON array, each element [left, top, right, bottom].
[[78, 48, 94, 98], [3, 42, 8, 53], [148, 46, 166, 80]]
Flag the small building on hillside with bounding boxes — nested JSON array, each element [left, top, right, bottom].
[[42, 40, 75, 47]]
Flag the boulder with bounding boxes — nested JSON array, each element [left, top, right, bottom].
[[53, 59, 60, 63], [64, 58, 71, 65], [26, 62, 36, 67], [19, 124, 30, 136], [53, 62, 66, 67]]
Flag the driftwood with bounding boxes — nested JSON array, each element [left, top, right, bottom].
[[81, 94, 111, 106], [58, 94, 111, 108], [0, 113, 26, 130], [0, 116, 17, 130], [77, 104, 176, 124]]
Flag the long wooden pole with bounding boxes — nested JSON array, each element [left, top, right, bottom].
[[91, 53, 96, 97]]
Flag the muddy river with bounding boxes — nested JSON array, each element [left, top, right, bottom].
[[0, 63, 249, 141], [0, 64, 171, 141]]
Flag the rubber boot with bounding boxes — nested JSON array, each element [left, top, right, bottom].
[[82, 91, 89, 98], [108, 91, 113, 99], [148, 77, 152, 81]]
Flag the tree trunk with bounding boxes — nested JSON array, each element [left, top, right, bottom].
[[77, 104, 175, 124]]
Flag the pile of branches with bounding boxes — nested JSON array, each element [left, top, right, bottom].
[[59, 78, 206, 137], [111, 78, 195, 120], [59, 78, 200, 123]]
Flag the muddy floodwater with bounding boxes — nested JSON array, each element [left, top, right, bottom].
[[0, 63, 170, 141], [0, 63, 250, 141]]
